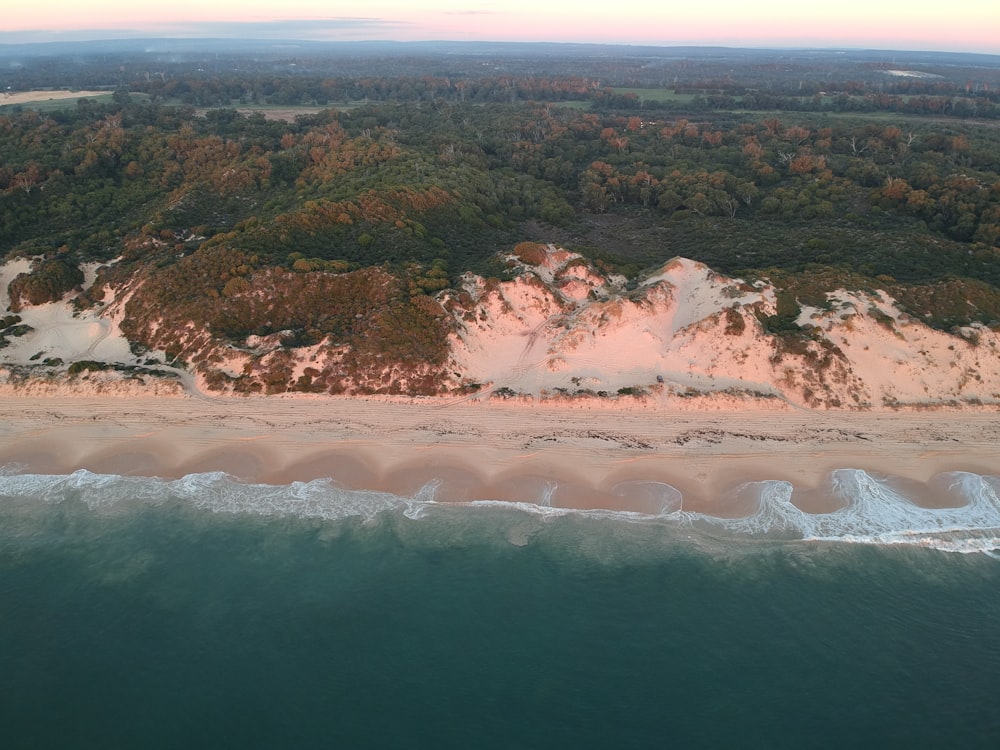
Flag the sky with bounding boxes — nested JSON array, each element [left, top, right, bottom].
[[3, 0, 999, 55]]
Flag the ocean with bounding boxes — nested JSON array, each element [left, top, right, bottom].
[[2, 468, 999, 749]]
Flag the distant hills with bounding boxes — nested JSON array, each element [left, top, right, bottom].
[[0, 38, 997, 67]]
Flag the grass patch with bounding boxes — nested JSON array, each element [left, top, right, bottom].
[[0, 93, 151, 113], [612, 88, 697, 104]]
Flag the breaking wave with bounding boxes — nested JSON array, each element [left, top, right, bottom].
[[1, 467, 999, 555], [702, 470, 1000, 555]]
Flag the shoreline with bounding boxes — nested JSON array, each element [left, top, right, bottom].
[[1, 394, 998, 514]]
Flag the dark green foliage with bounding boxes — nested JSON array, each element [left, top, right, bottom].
[[2, 324, 34, 337], [891, 278, 1000, 329], [756, 290, 804, 335], [7, 259, 84, 311], [67, 360, 110, 375], [3, 51, 1000, 371], [617, 386, 647, 396], [0, 315, 32, 348]]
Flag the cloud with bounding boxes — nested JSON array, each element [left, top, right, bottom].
[[158, 18, 411, 39], [0, 18, 410, 45]]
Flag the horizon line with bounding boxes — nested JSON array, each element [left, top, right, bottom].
[[1, 36, 998, 59]]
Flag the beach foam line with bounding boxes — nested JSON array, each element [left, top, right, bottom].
[[676, 469, 1000, 554], [1, 467, 999, 554]]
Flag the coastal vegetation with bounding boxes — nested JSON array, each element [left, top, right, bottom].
[[2, 43, 999, 393]]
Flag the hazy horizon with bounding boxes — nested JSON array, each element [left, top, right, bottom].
[[3, 1, 999, 56]]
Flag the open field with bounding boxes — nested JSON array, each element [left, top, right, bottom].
[[612, 87, 697, 103], [1, 89, 109, 105]]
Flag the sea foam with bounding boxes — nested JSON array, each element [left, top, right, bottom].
[[1, 467, 999, 555], [680, 470, 1000, 554]]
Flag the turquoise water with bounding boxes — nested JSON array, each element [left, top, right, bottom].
[[2, 470, 1000, 749]]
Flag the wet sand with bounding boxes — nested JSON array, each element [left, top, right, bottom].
[[0, 395, 998, 513]]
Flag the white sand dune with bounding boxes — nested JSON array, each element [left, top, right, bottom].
[[2, 248, 1000, 409], [446, 247, 1000, 410]]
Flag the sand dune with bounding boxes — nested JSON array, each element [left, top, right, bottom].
[[1, 250, 999, 516], [4, 250, 1000, 410]]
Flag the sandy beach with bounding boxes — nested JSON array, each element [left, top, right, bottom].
[[1, 394, 997, 514]]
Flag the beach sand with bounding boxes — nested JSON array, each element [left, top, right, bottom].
[[1, 394, 998, 514]]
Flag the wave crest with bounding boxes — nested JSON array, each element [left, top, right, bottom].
[[1, 467, 999, 554], [685, 470, 1000, 553]]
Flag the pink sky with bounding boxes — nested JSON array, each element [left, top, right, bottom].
[[3, 0, 999, 54]]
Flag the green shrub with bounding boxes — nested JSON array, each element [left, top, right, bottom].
[[67, 360, 109, 375], [8, 260, 84, 311]]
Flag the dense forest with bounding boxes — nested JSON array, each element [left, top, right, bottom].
[[2, 42, 1000, 391]]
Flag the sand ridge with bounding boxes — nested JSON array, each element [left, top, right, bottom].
[[4, 252, 1000, 410]]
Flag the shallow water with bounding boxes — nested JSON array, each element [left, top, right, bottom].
[[2, 470, 999, 748]]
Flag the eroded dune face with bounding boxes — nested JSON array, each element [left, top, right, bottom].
[[446, 245, 1000, 410], [1, 246, 999, 409]]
